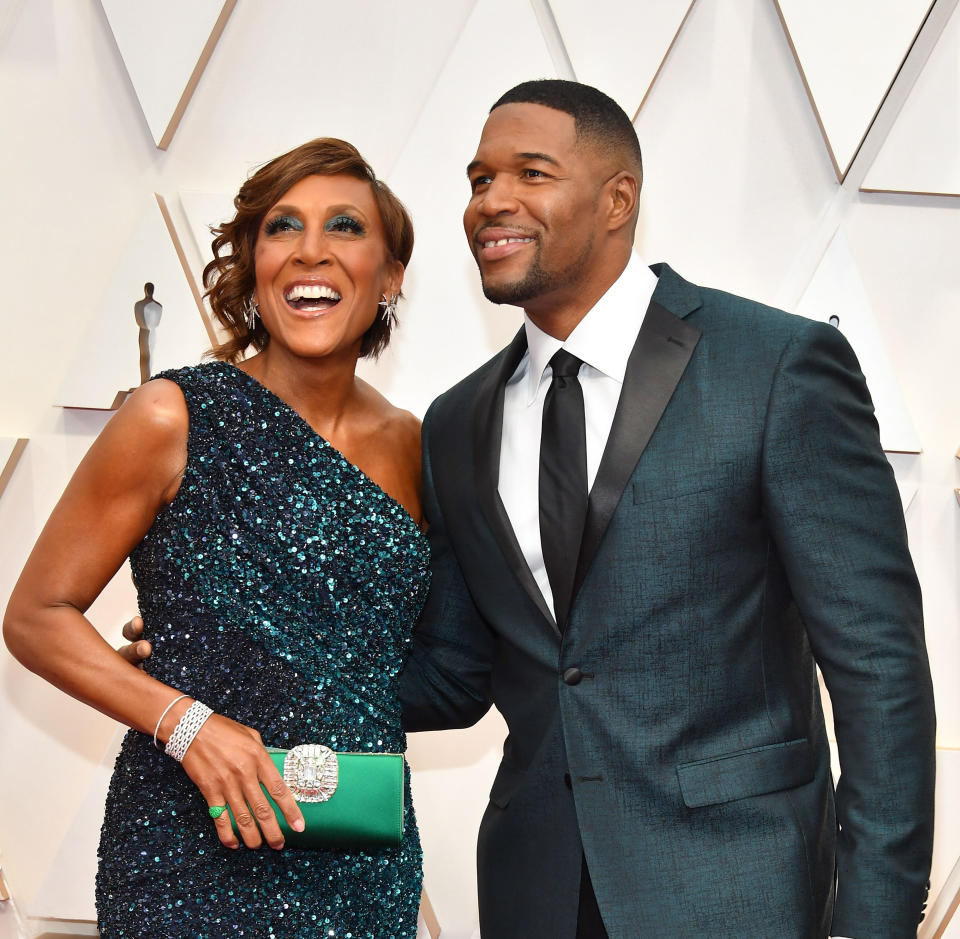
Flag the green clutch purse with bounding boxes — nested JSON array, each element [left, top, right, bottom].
[[229, 744, 404, 848]]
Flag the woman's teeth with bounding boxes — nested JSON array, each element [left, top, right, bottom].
[[284, 284, 341, 311]]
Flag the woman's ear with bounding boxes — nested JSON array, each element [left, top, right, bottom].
[[386, 260, 405, 299]]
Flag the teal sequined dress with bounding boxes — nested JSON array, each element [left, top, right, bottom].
[[96, 363, 428, 937]]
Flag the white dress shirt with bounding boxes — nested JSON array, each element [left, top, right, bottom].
[[497, 252, 658, 620]]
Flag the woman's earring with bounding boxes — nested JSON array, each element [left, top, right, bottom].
[[378, 294, 398, 322], [242, 295, 260, 331]]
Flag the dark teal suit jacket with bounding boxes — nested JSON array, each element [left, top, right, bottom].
[[401, 263, 935, 938]]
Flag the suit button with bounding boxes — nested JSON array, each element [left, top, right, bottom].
[[562, 667, 583, 685], [564, 773, 572, 789]]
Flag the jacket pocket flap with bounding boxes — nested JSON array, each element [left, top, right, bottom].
[[677, 737, 813, 808], [489, 762, 526, 809]]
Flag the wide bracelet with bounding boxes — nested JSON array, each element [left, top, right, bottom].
[[153, 693, 189, 750], [164, 701, 213, 762]]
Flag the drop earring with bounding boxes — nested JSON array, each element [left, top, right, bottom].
[[378, 294, 398, 322], [242, 295, 260, 331]]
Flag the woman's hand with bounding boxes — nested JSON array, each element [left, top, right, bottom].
[[118, 615, 151, 664], [161, 702, 305, 850], [131, 630, 304, 849]]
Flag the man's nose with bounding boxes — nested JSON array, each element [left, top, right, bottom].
[[476, 176, 519, 216]]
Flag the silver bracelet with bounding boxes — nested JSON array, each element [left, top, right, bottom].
[[164, 701, 214, 762], [153, 693, 190, 750]]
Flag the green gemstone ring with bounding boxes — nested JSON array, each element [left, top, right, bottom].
[[208, 805, 227, 820]]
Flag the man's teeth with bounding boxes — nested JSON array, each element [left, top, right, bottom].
[[284, 284, 341, 302], [482, 237, 533, 248]]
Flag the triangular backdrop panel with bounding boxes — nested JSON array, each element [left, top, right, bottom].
[[550, 0, 695, 119], [793, 229, 921, 453], [177, 190, 237, 292], [55, 197, 212, 409], [99, 0, 236, 149], [862, 4, 960, 196], [775, 0, 935, 179], [0, 438, 27, 502], [164, 0, 477, 182], [896, 480, 918, 514], [381, 0, 558, 416]]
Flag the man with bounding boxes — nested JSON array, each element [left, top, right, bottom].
[[396, 80, 935, 938], [125, 81, 934, 937]]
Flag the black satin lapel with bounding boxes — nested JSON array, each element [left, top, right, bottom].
[[573, 301, 702, 597], [472, 330, 558, 632]]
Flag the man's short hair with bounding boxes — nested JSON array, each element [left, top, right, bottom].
[[491, 79, 643, 186]]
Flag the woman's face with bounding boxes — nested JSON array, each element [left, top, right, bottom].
[[252, 173, 402, 362]]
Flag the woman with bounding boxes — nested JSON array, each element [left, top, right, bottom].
[[3, 138, 426, 936]]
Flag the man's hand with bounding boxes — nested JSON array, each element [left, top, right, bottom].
[[118, 615, 152, 665]]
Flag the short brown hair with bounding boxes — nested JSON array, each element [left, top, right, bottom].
[[203, 138, 414, 362]]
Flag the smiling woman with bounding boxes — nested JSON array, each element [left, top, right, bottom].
[[2, 139, 427, 937], [207, 138, 413, 363]]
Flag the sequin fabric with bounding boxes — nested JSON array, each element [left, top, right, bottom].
[[96, 363, 428, 938]]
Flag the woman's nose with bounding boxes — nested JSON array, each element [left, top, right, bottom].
[[294, 227, 330, 265]]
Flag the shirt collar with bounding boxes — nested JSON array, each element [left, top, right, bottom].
[[519, 252, 658, 405]]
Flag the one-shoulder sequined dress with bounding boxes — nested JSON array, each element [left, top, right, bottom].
[[96, 363, 428, 938]]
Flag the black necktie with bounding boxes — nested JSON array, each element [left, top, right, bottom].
[[539, 349, 588, 628]]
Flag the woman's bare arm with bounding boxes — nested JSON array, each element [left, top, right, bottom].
[[3, 378, 303, 848]]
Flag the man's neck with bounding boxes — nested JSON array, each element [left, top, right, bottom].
[[524, 248, 633, 340]]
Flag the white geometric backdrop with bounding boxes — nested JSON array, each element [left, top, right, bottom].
[[1, 1, 959, 936]]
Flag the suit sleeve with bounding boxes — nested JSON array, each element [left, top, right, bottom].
[[760, 318, 935, 938], [399, 403, 495, 732]]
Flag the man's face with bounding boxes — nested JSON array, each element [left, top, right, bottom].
[[463, 103, 609, 316]]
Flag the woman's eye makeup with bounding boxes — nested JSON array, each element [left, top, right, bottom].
[[264, 214, 303, 235], [326, 214, 365, 235]]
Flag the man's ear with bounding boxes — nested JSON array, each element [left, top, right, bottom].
[[606, 172, 639, 233]]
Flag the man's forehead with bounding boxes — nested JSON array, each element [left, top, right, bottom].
[[469, 102, 577, 165]]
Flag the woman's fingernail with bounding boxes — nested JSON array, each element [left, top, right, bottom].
[[293, 818, 305, 832]]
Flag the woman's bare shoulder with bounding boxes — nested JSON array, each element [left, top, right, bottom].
[[86, 379, 189, 499], [355, 380, 421, 448], [116, 378, 189, 435]]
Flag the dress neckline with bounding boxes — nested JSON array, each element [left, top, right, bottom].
[[214, 362, 425, 537]]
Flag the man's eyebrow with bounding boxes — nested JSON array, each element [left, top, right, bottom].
[[466, 151, 561, 177], [516, 151, 560, 166]]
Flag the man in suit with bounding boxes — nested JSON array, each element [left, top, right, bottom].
[[397, 80, 936, 937]]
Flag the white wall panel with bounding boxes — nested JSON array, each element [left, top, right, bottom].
[[635, 0, 836, 303], [54, 198, 212, 409], [0, 438, 27, 502], [157, 0, 477, 194], [793, 228, 922, 453], [843, 197, 960, 747], [29, 731, 123, 922], [550, 0, 694, 118], [177, 190, 236, 289], [775, 0, 934, 179], [99, 0, 236, 149], [921, 749, 960, 938], [863, 4, 960, 196]]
